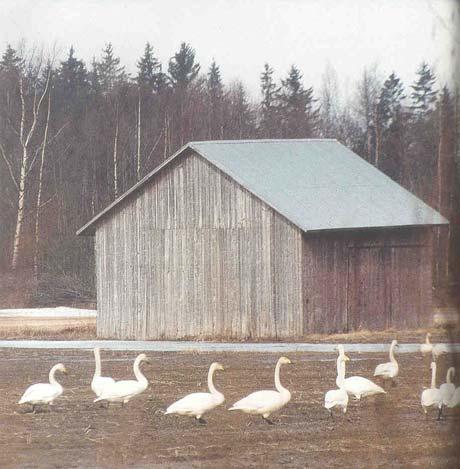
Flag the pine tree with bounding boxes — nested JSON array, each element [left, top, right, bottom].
[[96, 43, 127, 93], [168, 42, 200, 89], [259, 63, 280, 137], [410, 62, 437, 116], [136, 42, 160, 90], [278, 65, 317, 138]]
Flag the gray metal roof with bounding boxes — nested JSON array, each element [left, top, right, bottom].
[[77, 139, 448, 235]]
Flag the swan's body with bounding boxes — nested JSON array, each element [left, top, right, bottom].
[[229, 357, 292, 423], [324, 354, 350, 416], [91, 347, 115, 397], [420, 333, 433, 355], [166, 362, 225, 422], [440, 367, 456, 406], [337, 345, 385, 400], [421, 361, 443, 419], [446, 387, 460, 408], [374, 340, 399, 380], [94, 354, 149, 406], [18, 363, 67, 411], [420, 333, 448, 359]]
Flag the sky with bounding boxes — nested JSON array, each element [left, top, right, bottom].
[[1, 0, 458, 99]]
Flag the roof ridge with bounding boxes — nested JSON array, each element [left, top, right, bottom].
[[190, 138, 338, 145]]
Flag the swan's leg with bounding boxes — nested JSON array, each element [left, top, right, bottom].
[[197, 417, 207, 425], [262, 416, 275, 425], [32, 404, 37, 414], [328, 409, 334, 420], [437, 406, 443, 421]]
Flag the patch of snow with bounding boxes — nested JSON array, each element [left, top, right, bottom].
[[0, 307, 96, 318]]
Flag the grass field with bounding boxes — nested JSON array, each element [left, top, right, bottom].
[[0, 348, 459, 468]]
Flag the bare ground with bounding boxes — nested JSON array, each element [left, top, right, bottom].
[[0, 349, 459, 468], [0, 316, 458, 344]]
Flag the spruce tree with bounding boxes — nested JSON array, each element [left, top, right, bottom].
[[0, 44, 23, 72], [279, 65, 317, 138], [259, 63, 280, 137], [136, 42, 160, 90], [96, 43, 127, 93], [206, 60, 224, 138], [378, 72, 405, 129], [168, 42, 200, 89], [57, 46, 88, 101], [410, 62, 437, 116]]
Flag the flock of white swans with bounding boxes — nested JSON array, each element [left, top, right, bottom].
[[18, 333, 459, 423]]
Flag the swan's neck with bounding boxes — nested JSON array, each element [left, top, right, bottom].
[[133, 357, 147, 384], [431, 363, 437, 389], [447, 367, 454, 384], [49, 366, 62, 388], [94, 349, 101, 378], [274, 361, 288, 394], [389, 343, 397, 364], [207, 366, 220, 395], [336, 357, 346, 387]]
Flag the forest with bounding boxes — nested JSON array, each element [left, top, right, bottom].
[[0, 41, 458, 307]]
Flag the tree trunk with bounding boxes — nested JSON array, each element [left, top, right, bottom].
[[137, 91, 142, 180], [113, 106, 119, 198], [33, 91, 52, 278]]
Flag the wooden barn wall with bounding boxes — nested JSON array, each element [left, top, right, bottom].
[[95, 151, 303, 339], [302, 228, 433, 333]]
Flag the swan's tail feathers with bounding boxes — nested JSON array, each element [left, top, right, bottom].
[[94, 396, 104, 403], [18, 398, 26, 404], [228, 405, 239, 411]]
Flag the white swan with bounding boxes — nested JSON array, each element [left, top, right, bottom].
[[18, 363, 67, 412], [420, 333, 448, 360], [94, 353, 150, 406], [324, 353, 350, 417], [165, 362, 225, 423], [337, 345, 386, 400], [446, 387, 460, 408], [229, 356, 292, 424], [374, 339, 399, 383], [420, 333, 433, 355], [421, 361, 443, 420], [440, 367, 456, 406], [91, 347, 115, 397]]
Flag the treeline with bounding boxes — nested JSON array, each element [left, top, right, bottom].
[[0, 42, 458, 303]]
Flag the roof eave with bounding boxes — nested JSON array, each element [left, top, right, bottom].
[[76, 143, 193, 236]]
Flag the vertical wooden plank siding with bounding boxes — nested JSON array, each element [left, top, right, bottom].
[[95, 152, 303, 339], [302, 228, 433, 333]]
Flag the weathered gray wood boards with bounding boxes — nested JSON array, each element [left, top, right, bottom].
[[96, 152, 302, 339], [82, 140, 447, 339]]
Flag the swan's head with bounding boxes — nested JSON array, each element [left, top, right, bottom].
[[337, 345, 345, 356], [278, 356, 292, 365], [449, 367, 455, 376], [430, 361, 436, 370], [94, 347, 101, 354], [426, 332, 432, 339], [212, 362, 225, 371], [56, 363, 67, 374], [340, 354, 350, 362], [137, 353, 151, 364], [391, 339, 399, 349]]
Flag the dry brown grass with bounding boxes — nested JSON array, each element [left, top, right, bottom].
[[0, 322, 96, 340]]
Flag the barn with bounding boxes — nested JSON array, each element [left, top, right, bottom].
[[77, 139, 448, 339]]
